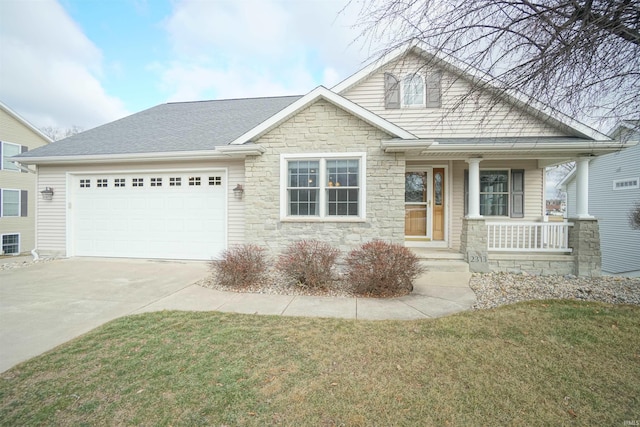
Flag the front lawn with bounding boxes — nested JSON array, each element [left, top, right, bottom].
[[1, 301, 638, 425]]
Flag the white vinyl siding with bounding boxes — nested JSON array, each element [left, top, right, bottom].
[[36, 160, 245, 257], [343, 53, 568, 138]]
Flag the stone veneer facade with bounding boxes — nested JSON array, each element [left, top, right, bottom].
[[243, 99, 405, 253]]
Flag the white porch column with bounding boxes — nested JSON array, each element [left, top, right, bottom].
[[466, 158, 482, 219], [575, 157, 594, 219]]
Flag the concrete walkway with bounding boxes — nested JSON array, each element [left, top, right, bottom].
[[135, 271, 476, 320], [0, 257, 475, 372]]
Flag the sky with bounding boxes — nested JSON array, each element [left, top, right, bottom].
[[0, 0, 372, 131]]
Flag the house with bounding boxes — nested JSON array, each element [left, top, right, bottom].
[[13, 43, 634, 276], [561, 121, 640, 276], [0, 101, 52, 255]]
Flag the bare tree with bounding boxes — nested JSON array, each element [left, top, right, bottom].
[[40, 125, 83, 141], [351, 0, 640, 128]]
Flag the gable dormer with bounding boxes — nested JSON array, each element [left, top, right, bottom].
[[338, 50, 570, 139]]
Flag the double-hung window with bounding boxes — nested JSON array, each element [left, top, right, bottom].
[[479, 170, 509, 216], [1, 189, 21, 217], [282, 153, 366, 220]]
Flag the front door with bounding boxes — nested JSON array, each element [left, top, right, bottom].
[[405, 168, 446, 242], [405, 171, 429, 238]]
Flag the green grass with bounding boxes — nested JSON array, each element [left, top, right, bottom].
[[1, 301, 639, 426]]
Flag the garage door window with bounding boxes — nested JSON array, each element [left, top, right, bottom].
[[209, 176, 222, 186], [170, 177, 181, 186], [189, 177, 201, 186], [133, 178, 144, 187], [80, 179, 91, 188], [114, 179, 125, 187], [97, 179, 108, 188], [151, 178, 162, 187]]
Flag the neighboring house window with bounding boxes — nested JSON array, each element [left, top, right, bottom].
[[2, 234, 20, 255], [1, 141, 24, 171], [613, 178, 639, 190], [464, 169, 525, 218], [281, 153, 366, 220], [1, 189, 27, 217], [403, 74, 424, 107]]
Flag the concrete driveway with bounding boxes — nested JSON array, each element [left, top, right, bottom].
[[0, 258, 208, 373]]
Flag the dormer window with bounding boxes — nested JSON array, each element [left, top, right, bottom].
[[384, 71, 442, 109], [403, 74, 425, 107]]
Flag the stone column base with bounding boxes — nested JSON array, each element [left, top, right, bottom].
[[568, 218, 602, 277], [461, 218, 490, 273]]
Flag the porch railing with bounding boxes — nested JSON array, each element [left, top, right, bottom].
[[487, 221, 573, 252]]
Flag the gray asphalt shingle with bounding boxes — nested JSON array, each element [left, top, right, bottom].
[[18, 96, 302, 158]]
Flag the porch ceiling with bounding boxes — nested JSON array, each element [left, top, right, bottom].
[[381, 137, 637, 167]]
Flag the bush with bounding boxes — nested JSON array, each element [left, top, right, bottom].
[[212, 244, 268, 289], [276, 240, 341, 289], [345, 240, 425, 297]]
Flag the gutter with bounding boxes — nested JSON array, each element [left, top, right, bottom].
[[13, 145, 266, 165]]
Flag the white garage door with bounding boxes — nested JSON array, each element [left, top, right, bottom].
[[71, 171, 226, 260]]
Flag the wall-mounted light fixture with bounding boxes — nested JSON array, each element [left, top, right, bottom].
[[40, 187, 54, 201], [233, 184, 244, 200]]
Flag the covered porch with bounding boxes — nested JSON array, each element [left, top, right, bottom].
[[390, 136, 630, 276]]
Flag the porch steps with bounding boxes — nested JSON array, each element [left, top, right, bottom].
[[411, 249, 470, 273]]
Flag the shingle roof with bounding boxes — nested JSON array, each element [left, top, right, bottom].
[[18, 96, 302, 158]]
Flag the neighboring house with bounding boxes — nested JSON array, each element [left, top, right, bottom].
[[0, 101, 52, 255], [561, 121, 640, 276], [14, 43, 634, 275]]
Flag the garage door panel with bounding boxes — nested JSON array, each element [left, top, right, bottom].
[[71, 171, 227, 260]]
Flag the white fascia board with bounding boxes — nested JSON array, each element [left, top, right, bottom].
[[0, 100, 53, 144], [382, 138, 634, 155], [215, 144, 265, 156], [332, 43, 414, 94], [14, 149, 232, 165], [557, 168, 577, 189], [229, 86, 417, 145]]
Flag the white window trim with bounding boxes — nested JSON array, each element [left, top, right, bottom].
[[2, 141, 21, 172], [1, 233, 21, 255], [0, 188, 21, 217], [401, 73, 426, 108], [280, 152, 367, 222], [479, 169, 510, 218], [613, 177, 639, 190]]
